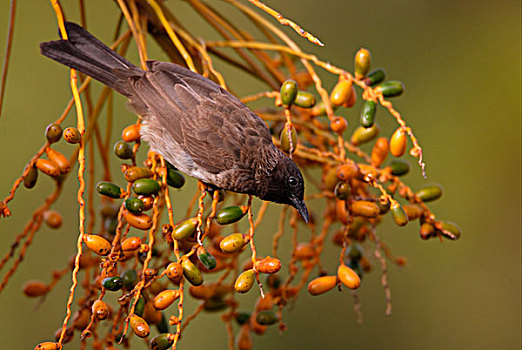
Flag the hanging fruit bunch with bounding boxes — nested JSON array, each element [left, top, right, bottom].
[[0, 1, 460, 349]]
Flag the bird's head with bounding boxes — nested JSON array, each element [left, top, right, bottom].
[[260, 155, 309, 223]]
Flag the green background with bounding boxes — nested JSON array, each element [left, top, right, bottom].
[[0, 0, 520, 349]]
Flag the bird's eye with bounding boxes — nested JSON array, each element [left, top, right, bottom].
[[288, 176, 298, 186]]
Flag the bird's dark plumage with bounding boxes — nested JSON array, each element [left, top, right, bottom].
[[40, 22, 308, 222]]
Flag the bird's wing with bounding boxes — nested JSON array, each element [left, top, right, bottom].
[[129, 60, 274, 175]]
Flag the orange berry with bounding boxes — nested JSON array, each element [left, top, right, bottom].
[[129, 314, 150, 338], [143, 300, 163, 325], [23, 280, 49, 297], [123, 210, 153, 230], [46, 148, 70, 174], [165, 262, 183, 280], [254, 256, 281, 274], [72, 308, 91, 330], [122, 124, 141, 142], [403, 204, 423, 221], [63, 127, 81, 144], [236, 324, 253, 350], [351, 200, 380, 218], [189, 285, 212, 300], [43, 210, 62, 229], [330, 116, 348, 134], [396, 256, 408, 267], [390, 127, 407, 157], [420, 223, 435, 240], [294, 243, 316, 260], [36, 158, 60, 177], [92, 300, 110, 320], [34, 342, 60, 350], [124, 166, 152, 182], [336, 163, 359, 181], [255, 293, 274, 311], [371, 137, 389, 167], [307, 275, 338, 296], [336, 199, 349, 225], [83, 234, 111, 256], [143, 268, 157, 279], [153, 289, 180, 310], [337, 264, 361, 289], [138, 195, 154, 210], [121, 236, 142, 251]]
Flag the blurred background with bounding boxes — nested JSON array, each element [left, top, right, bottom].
[[0, 0, 520, 349]]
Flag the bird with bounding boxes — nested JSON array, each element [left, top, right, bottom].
[[40, 22, 309, 223]]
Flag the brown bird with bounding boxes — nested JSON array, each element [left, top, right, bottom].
[[40, 22, 308, 222]]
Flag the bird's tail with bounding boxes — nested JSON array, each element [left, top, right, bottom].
[[40, 22, 141, 96]]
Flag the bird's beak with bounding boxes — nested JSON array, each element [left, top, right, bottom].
[[292, 198, 309, 223]]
